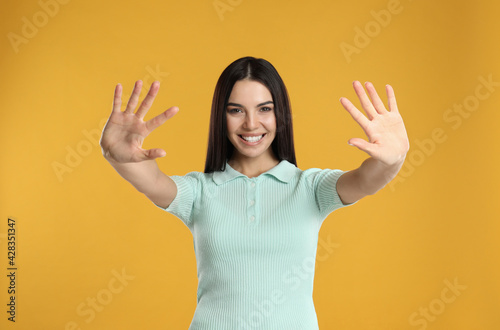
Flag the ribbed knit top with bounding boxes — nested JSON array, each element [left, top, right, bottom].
[[155, 160, 353, 329]]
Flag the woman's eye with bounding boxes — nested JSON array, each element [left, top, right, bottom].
[[228, 108, 242, 113], [260, 107, 272, 112]]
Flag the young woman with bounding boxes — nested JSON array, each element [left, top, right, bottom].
[[100, 57, 409, 329]]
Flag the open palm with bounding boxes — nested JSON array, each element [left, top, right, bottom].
[[100, 80, 179, 163], [340, 81, 409, 166]]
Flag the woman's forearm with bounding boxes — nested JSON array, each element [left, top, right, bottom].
[[337, 155, 406, 204], [354, 156, 405, 196], [106, 157, 163, 195]]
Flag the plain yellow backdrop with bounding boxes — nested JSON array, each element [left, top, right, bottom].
[[1, 0, 499, 329]]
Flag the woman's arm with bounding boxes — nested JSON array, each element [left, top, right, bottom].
[[100, 80, 180, 209], [336, 81, 410, 204]]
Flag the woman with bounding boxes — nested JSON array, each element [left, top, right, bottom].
[[100, 56, 409, 329]]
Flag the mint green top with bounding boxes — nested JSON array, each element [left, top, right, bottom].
[[155, 160, 353, 329]]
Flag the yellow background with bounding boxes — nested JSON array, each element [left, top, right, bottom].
[[1, 0, 499, 329]]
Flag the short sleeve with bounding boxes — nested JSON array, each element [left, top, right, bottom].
[[306, 168, 356, 219], [153, 173, 200, 230]]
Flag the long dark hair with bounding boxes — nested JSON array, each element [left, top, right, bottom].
[[204, 56, 296, 173]]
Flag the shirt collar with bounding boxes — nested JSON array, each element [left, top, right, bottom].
[[212, 160, 297, 185]]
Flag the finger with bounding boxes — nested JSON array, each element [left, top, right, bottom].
[[142, 148, 167, 160], [136, 81, 160, 120], [112, 84, 122, 113], [340, 97, 370, 130], [124, 80, 143, 114], [145, 106, 179, 133], [348, 137, 375, 156], [386, 84, 399, 113], [352, 80, 377, 120], [365, 82, 388, 114]]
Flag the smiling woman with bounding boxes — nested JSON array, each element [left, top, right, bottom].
[[99, 56, 409, 329], [225, 79, 278, 176]]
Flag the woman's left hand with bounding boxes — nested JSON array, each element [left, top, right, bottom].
[[339, 81, 410, 166]]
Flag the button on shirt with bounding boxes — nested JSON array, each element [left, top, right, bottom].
[[155, 160, 354, 329]]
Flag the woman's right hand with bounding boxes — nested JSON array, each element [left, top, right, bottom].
[[100, 80, 179, 164]]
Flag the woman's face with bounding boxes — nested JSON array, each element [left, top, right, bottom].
[[226, 79, 277, 163]]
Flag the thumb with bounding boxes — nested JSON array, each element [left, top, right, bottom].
[[348, 138, 374, 155], [142, 148, 167, 160]]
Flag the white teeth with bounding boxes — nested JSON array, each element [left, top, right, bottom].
[[241, 135, 263, 142]]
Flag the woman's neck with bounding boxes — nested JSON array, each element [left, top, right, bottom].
[[228, 154, 280, 178]]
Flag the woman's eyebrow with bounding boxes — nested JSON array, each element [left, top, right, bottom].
[[227, 101, 274, 108]]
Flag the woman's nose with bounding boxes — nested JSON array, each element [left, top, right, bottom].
[[244, 112, 258, 129]]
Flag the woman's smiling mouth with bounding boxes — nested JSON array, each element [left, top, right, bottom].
[[238, 134, 265, 144]]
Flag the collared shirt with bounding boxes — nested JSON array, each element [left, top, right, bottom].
[[155, 160, 354, 329]]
